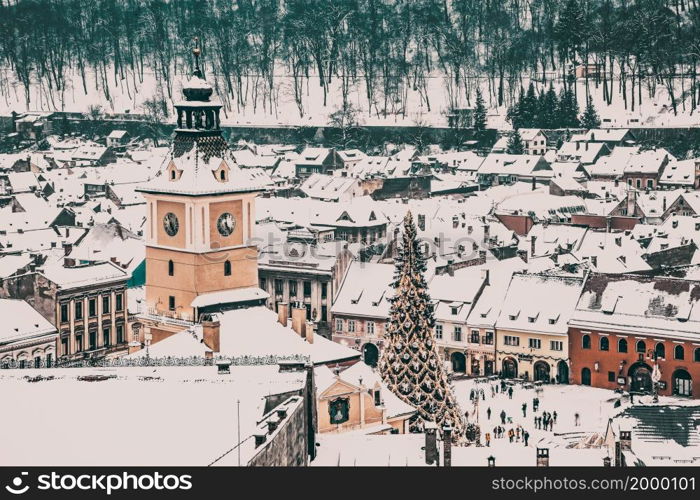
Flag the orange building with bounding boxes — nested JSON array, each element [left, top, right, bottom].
[[136, 47, 269, 346]]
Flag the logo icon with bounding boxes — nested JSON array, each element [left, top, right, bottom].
[[5, 472, 29, 495]]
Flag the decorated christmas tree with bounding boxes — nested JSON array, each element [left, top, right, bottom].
[[379, 211, 465, 441]]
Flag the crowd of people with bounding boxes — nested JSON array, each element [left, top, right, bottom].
[[465, 378, 579, 448]]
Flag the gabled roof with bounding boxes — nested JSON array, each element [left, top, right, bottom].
[[0, 299, 56, 344]]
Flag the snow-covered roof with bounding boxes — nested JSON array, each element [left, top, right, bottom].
[[659, 158, 697, 186], [300, 173, 361, 201], [190, 287, 269, 308], [571, 273, 700, 340], [40, 261, 129, 289], [130, 306, 360, 365], [0, 299, 56, 344], [332, 261, 396, 318], [496, 273, 584, 334], [0, 365, 306, 466]]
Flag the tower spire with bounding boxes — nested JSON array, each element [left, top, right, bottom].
[[192, 37, 203, 79]]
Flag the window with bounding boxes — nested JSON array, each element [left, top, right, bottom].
[[647, 179, 653, 189], [116, 293, 123, 311], [89, 331, 97, 350], [168, 296, 175, 311], [75, 301, 83, 320], [321, 283, 328, 299], [484, 331, 494, 345], [608, 371, 616, 382], [34, 357, 41, 368], [259, 277, 267, 290], [636, 340, 646, 353], [46, 353, 52, 368], [504, 335, 520, 346], [655, 342, 665, 359], [550, 340, 563, 351], [274, 279, 283, 295], [60, 303, 69, 323], [220, 169, 226, 181], [289, 281, 298, 297], [453, 327, 462, 342], [695, 348, 700, 362], [303, 281, 312, 297], [470, 330, 480, 343], [618, 338, 628, 353], [224, 260, 231, 276], [348, 320, 356, 333], [435, 324, 443, 339], [582, 334, 591, 349], [103, 327, 110, 347], [89, 298, 96, 317], [102, 295, 110, 314], [335, 319, 343, 332], [168, 260, 174, 276], [529, 338, 541, 349], [367, 321, 375, 335], [171, 170, 176, 180], [599, 336, 609, 351], [116, 325, 124, 343], [675, 345, 685, 360], [374, 389, 381, 406]]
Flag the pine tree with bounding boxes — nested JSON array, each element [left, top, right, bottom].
[[580, 96, 601, 129], [541, 84, 559, 129], [506, 87, 525, 129], [473, 88, 487, 133], [379, 212, 465, 441], [558, 87, 581, 128], [521, 82, 538, 127], [507, 129, 525, 154]]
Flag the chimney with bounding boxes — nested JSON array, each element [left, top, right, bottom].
[[305, 320, 315, 344], [443, 426, 452, 467], [483, 224, 490, 244], [291, 303, 307, 338], [202, 320, 221, 353], [627, 189, 637, 217], [278, 302, 289, 327], [254, 433, 267, 448], [531, 176, 537, 191], [530, 235, 537, 257], [424, 422, 438, 465], [536, 447, 550, 467]]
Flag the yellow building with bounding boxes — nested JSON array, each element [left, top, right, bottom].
[[495, 273, 583, 383], [315, 362, 415, 434]]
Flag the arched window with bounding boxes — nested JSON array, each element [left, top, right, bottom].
[[220, 169, 226, 181], [618, 338, 628, 353], [655, 343, 665, 359], [168, 260, 174, 276], [636, 340, 646, 354], [582, 334, 591, 349], [224, 260, 232, 276], [170, 170, 176, 180], [599, 336, 609, 351], [695, 348, 700, 362], [675, 345, 685, 360]]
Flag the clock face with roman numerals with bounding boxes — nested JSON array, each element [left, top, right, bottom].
[[217, 212, 236, 237], [163, 212, 179, 237]]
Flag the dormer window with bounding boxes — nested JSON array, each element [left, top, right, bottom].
[[171, 170, 176, 180], [220, 170, 226, 181]]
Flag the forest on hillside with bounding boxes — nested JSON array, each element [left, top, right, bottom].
[[0, 0, 699, 122]]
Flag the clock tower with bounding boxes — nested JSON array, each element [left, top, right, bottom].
[[137, 41, 268, 337]]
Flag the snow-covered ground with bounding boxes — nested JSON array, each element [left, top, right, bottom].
[[314, 377, 692, 466], [1, 64, 698, 129]]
